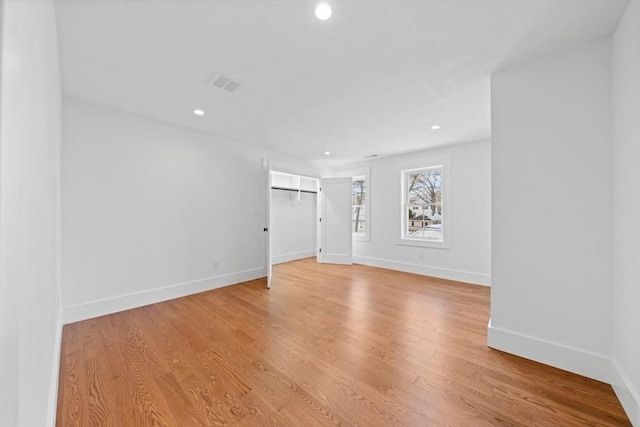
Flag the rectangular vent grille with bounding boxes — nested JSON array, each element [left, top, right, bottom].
[[209, 73, 241, 93]]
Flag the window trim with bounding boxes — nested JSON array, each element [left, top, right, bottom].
[[351, 173, 369, 241], [334, 166, 371, 242], [396, 155, 451, 249], [350, 167, 370, 242]]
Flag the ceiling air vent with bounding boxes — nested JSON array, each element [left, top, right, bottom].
[[209, 73, 241, 93]]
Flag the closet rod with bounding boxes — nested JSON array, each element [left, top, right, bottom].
[[271, 186, 318, 194]]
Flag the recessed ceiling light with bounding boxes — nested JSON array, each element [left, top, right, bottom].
[[431, 125, 441, 130], [315, 2, 332, 20], [193, 109, 205, 116], [324, 151, 331, 156]]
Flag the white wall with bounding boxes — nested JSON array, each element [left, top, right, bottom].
[[611, 1, 640, 424], [335, 140, 491, 285], [62, 98, 318, 322], [271, 190, 317, 264], [0, 1, 63, 426], [489, 38, 613, 382]]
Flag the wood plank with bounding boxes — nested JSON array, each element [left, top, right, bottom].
[[56, 258, 632, 426]]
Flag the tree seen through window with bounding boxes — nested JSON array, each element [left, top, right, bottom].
[[405, 168, 442, 241], [352, 177, 366, 236]]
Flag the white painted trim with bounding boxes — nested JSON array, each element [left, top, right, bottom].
[[397, 154, 452, 250], [272, 250, 315, 265], [63, 267, 266, 324], [487, 319, 611, 383], [46, 308, 63, 426], [335, 166, 371, 242], [611, 359, 640, 426], [487, 319, 639, 424], [353, 255, 490, 286]]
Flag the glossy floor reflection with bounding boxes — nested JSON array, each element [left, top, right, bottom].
[[56, 258, 631, 426]]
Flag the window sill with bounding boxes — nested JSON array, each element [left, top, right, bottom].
[[396, 238, 450, 249]]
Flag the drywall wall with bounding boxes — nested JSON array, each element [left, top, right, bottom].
[[0, 1, 63, 426], [335, 140, 491, 285], [611, 1, 640, 424], [62, 98, 319, 322], [489, 38, 613, 381], [271, 189, 317, 264]]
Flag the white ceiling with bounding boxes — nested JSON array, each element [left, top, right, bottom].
[[55, 0, 627, 167]]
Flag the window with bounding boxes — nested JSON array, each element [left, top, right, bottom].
[[403, 167, 442, 241], [335, 167, 370, 241], [352, 175, 366, 238], [398, 155, 450, 249]]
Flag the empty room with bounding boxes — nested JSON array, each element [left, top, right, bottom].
[[1, 0, 638, 426]]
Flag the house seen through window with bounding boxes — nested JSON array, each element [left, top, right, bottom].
[[403, 166, 443, 242]]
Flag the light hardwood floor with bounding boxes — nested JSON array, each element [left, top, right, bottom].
[[56, 258, 631, 426]]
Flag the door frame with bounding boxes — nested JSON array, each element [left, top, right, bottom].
[[264, 160, 321, 288]]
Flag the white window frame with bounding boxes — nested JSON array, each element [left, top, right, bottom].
[[352, 174, 368, 241], [397, 155, 451, 249], [334, 167, 371, 242]]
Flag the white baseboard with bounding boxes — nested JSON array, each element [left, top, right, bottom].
[[353, 255, 491, 286], [272, 250, 315, 265], [487, 318, 611, 383], [63, 267, 266, 324], [47, 307, 63, 426], [611, 359, 640, 426]]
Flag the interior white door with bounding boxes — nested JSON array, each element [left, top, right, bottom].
[[265, 160, 273, 288], [319, 177, 352, 265]]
